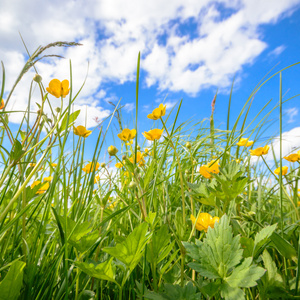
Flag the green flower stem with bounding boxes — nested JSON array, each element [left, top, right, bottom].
[[160, 117, 186, 226]]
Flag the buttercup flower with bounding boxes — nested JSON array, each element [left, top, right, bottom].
[[249, 145, 270, 156], [129, 151, 145, 166], [147, 104, 166, 120], [0, 99, 4, 109], [237, 138, 254, 147], [199, 160, 219, 179], [108, 145, 118, 156], [142, 129, 164, 141], [31, 180, 50, 194], [51, 163, 58, 167], [190, 213, 219, 232], [115, 162, 123, 169], [46, 79, 70, 98], [73, 125, 92, 138], [82, 162, 100, 173], [94, 175, 100, 184], [283, 153, 299, 162], [44, 176, 53, 182], [117, 128, 136, 141], [274, 166, 288, 176]]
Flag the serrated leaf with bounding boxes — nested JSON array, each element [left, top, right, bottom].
[[74, 258, 117, 284], [220, 283, 245, 300], [102, 222, 150, 272], [261, 249, 283, 286], [226, 257, 265, 288], [0, 260, 26, 300]]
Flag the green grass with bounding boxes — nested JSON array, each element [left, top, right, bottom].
[[0, 41, 300, 300]]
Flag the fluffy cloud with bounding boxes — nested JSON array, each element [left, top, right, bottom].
[[1, 0, 299, 126]]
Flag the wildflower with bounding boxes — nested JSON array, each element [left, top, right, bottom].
[[117, 128, 136, 142], [108, 145, 118, 156], [142, 129, 164, 141], [73, 125, 92, 138], [199, 160, 219, 179], [115, 162, 123, 168], [46, 79, 70, 98], [82, 162, 100, 173], [190, 213, 219, 232], [51, 163, 57, 167], [274, 166, 288, 176], [249, 145, 270, 156], [147, 104, 166, 120], [94, 175, 100, 184], [129, 151, 145, 166], [101, 162, 106, 168], [129, 181, 137, 188], [283, 153, 299, 162], [145, 148, 149, 153], [29, 163, 36, 167], [0, 99, 4, 109], [44, 176, 53, 182], [31, 180, 50, 194], [126, 140, 134, 145], [237, 138, 254, 147]]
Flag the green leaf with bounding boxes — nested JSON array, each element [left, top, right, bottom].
[[0, 260, 26, 300], [220, 283, 245, 300], [174, 208, 186, 240], [183, 215, 243, 280], [226, 257, 265, 288], [240, 237, 254, 258], [10, 139, 24, 162], [74, 258, 117, 285], [147, 225, 172, 264], [145, 282, 201, 300], [270, 232, 297, 260], [253, 223, 277, 256], [59, 109, 80, 132], [102, 222, 150, 273], [186, 182, 216, 206]]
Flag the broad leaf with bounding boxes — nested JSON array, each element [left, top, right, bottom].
[[0, 261, 26, 300]]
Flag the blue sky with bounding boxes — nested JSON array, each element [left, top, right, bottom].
[[1, 0, 300, 160]]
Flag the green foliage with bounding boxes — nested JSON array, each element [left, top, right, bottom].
[[183, 215, 265, 300], [0, 261, 26, 300], [145, 282, 201, 300], [59, 109, 80, 132]]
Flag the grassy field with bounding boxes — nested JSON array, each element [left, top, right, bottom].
[[0, 42, 300, 300]]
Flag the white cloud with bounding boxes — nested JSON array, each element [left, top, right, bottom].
[[265, 126, 300, 161], [268, 45, 286, 57], [1, 0, 300, 125], [284, 107, 298, 123], [123, 103, 135, 113]]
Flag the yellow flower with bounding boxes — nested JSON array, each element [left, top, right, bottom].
[[129, 151, 145, 166], [126, 140, 134, 145], [82, 162, 100, 173], [249, 145, 270, 156], [147, 104, 166, 120], [94, 175, 100, 184], [31, 180, 50, 194], [51, 163, 58, 167], [283, 153, 299, 162], [73, 125, 92, 138], [29, 163, 36, 167], [117, 128, 136, 141], [199, 160, 219, 179], [115, 162, 123, 168], [44, 176, 53, 182], [246, 141, 254, 147], [237, 138, 249, 146], [190, 213, 219, 232], [108, 145, 118, 156], [0, 99, 4, 109], [142, 129, 164, 141], [274, 166, 288, 176], [46, 79, 70, 98], [145, 148, 149, 153]]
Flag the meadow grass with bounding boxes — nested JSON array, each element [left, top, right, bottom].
[[0, 42, 300, 300]]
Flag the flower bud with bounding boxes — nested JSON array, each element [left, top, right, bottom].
[[129, 181, 137, 188], [108, 145, 118, 156], [122, 155, 127, 161], [137, 145, 141, 150], [101, 162, 106, 168], [33, 74, 42, 83], [185, 142, 192, 149], [55, 107, 61, 113]]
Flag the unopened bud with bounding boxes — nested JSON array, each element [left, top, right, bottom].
[[137, 145, 140, 150], [129, 181, 137, 188], [101, 162, 106, 168], [108, 145, 118, 156], [122, 155, 127, 161], [33, 74, 42, 83], [186, 142, 192, 149], [55, 107, 61, 113]]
